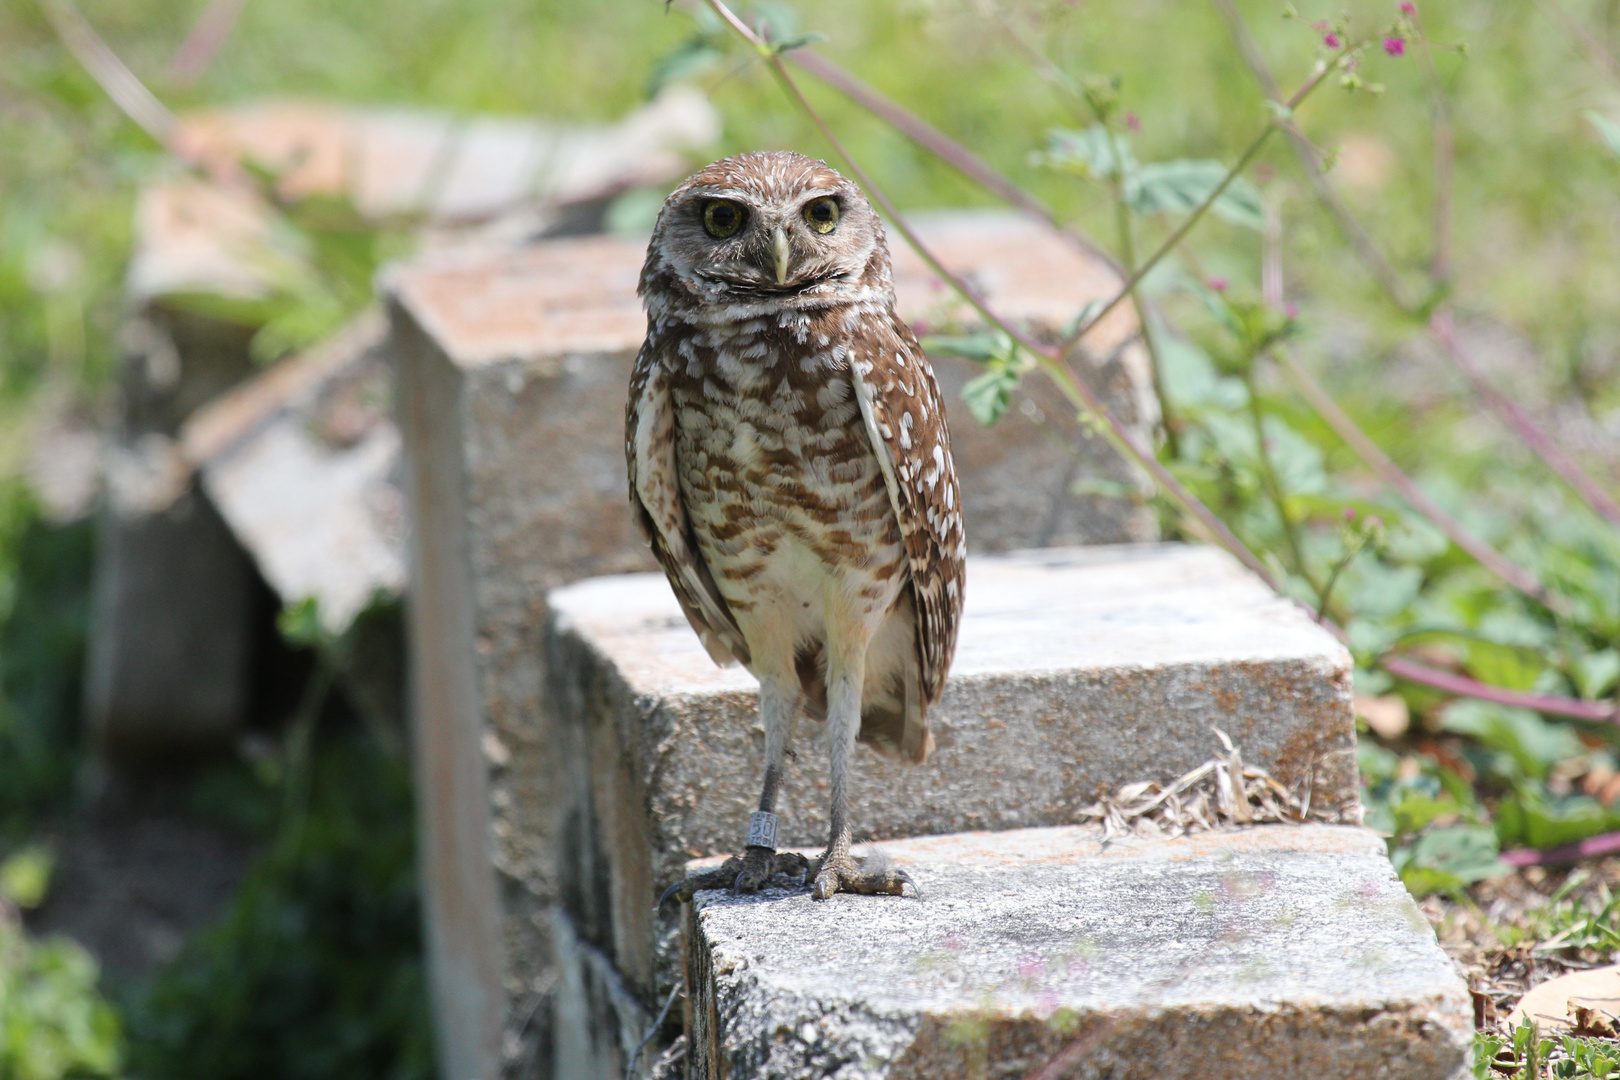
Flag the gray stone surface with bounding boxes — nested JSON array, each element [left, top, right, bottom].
[[386, 212, 1159, 1079], [545, 542, 1358, 1070], [181, 310, 402, 635], [685, 825, 1471, 1080]]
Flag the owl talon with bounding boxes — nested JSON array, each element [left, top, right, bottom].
[[656, 850, 812, 911], [809, 854, 918, 900]]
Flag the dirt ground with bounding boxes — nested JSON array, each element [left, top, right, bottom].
[[23, 778, 259, 994]]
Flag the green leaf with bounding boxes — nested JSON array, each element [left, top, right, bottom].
[[962, 367, 1020, 427], [1463, 638, 1547, 693], [771, 31, 827, 53], [1587, 111, 1620, 159], [276, 596, 326, 648], [920, 331, 1008, 363], [1127, 159, 1265, 229], [0, 844, 54, 908], [1573, 649, 1620, 700], [1404, 824, 1506, 885], [647, 36, 724, 97], [1036, 125, 1134, 180], [1440, 701, 1583, 781], [1495, 787, 1620, 850]]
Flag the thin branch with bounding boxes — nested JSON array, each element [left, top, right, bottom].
[[1536, 0, 1620, 85], [1501, 829, 1620, 868], [1209, 0, 1417, 310], [39, 0, 177, 147], [1429, 311, 1620, 528], [783, 48, 1120, 272], [1413, 5, 1455, 289], [1382, 654, 1617, 723], [165, 0, 247, 87], [1272, 344, 1564, 613]]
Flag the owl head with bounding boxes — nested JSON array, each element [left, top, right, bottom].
[[641, 151, 891, 317]]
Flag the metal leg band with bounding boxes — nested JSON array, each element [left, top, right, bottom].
[[746, 810, 779, 851]]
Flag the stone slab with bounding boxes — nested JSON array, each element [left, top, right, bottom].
[[544, 542, 1358, 1072], [181, 310, 403, 635], [685, 825, 1471, 1080], [385, 211, 1161, 1079]]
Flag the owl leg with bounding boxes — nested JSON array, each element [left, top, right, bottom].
[[810, 649, 917, 901], [656, 678, 808, 910]]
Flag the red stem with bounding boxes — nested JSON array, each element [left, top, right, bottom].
[[1429, 311, 1620, 528], [1273, 347, 1560, 613], [1500, 829, 1620, 868], [1381, 655, 1617, 723], [784, 49, 1119, 271]]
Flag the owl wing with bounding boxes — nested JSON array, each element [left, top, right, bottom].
[[849, 313, 967, 706], [626, 343, 752, 669]]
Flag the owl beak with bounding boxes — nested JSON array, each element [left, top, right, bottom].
[[771, 227, 791, 285]]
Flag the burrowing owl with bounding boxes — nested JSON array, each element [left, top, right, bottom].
[[627, 151, 965, 901]]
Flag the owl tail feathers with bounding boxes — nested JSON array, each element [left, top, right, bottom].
[[857, 663, 934, 766], [793, 641, 933, 764]]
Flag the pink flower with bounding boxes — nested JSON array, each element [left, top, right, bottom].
[[1285, 302, 1299, 319], [1124, 112, 1141, 132], [1323, 31, 1342, 48], [1343, 507, 1357, 521], [1208, 277, 1228, 292], [1400, 2, 1416, 14], [1384, 36, 1406, 56]]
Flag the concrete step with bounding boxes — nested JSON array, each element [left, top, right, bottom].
[[544, 542, 1361, 1074], [682, 824, 1470, 1080]]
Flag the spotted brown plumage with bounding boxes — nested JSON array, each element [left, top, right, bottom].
[[627, 151, 964, 901]]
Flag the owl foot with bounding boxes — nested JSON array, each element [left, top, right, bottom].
[[809, 853, 919, 901], [656, 847, 810, 910]]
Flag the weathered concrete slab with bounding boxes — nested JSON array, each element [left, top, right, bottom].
[[684, 825, 1471, 1080], [386, 211, 1159, 1079], [168, 88, 718, 223], [181, 310, 402, 636], [544, 543, 1358, 1071]]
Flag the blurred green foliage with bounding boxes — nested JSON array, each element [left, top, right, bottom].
[[0, 848, 121, 1080], [122, 733, 431, 1080]]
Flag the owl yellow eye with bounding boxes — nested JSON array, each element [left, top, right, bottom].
[[803, 197, 839, 234], [702, 200, 746, 239]]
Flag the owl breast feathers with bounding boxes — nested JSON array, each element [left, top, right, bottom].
[[625, 150, 965, 763]]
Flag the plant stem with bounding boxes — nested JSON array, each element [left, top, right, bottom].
[[1272, 344, 1563, 613], [1108, 135, 1179, 456], [1413, 5, 1455, 291], [1209, 0, 1418, 311], [1429, 312, 1620, 529], [1243, 367, 1318, 593], [783, 48, 1120, 271], [1501, 829, 1620, 868], [39, 0, 178, 148]]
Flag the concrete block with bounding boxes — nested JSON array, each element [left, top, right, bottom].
[[386, 211, 1160, 1078], [544, 542, 1358, 1070], [684, 825, 1471, 1080], [181, 310, 403, 636]]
